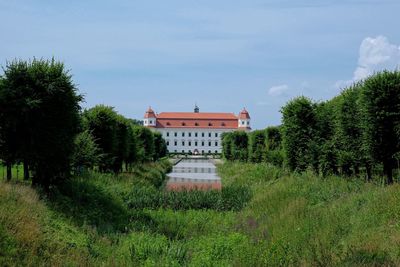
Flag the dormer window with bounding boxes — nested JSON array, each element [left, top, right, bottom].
[[208, 122, 213, 126], [221, 122, 226, 126], [195, 122, 199, 126], [182, 122, 186, 126], [166, 122, 171, 126]]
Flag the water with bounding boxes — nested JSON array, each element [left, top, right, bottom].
[[166, 158, 222, 191]]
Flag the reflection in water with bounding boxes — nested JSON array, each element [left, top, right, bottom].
[[167, 158, 221, 191]]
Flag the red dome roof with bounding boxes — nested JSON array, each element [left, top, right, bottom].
[[144, 107, 156, 118], [238, 108, 250, 119]]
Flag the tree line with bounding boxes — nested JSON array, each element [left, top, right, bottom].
[[222, 70, 400, 184], [0, 59, 166, 188], [221, 126, 284, 166]]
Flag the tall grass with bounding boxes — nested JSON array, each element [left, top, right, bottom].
[[124, 185, 251, 211], [2, 160, 400, 265]]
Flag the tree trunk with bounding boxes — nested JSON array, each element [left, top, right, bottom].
[[354, 165, 360, 177], [366, 163, 372, 181], [6, 163, 12, 181], [384, 160, 394, 184], [23, 161, 29, 180]]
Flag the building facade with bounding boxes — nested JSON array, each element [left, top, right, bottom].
[[144, 105, 251, 154]]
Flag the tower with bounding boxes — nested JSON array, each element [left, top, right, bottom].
[[238, 108, 251, 130], [144, 106, 157, 127], [194, 104, 199, 113]]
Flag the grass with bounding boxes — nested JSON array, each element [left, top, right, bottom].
[[2, 160, 400, 265]]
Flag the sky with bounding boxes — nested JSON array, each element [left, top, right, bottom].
[[1, 0, 400, 129]]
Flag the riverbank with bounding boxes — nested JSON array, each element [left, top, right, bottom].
[[1, 161, 400, 265]]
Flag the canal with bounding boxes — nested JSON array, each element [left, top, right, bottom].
[[166, 157, 222, 191]]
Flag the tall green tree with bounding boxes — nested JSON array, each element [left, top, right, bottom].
[[265, 126, 282, 151], [221, 132, 233, 161], [153, 132, 167, 160], [133, 126, 155, 162], [281, 96, 317, 172], [71, 130, 101, 172], [336, 83, 371, 178], [82, 105, 119, 172], [0, 58, 82, 187], [248, 130, 266, 163], [360, 70, 400, 184], [231, 131, 249, 162], [264, 126, 284, 167]]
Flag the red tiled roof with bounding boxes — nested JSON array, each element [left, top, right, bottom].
[[144, 107, 156, 118], [238, 108, 250, 119], [156, 119, 238, 129], [155, 112, 239, 129], [157, 112, 238, 120]]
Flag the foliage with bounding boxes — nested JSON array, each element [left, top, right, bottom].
[[124, 184, 251, 211], [71, 130, 101, 171], [248, 130, 266, 163], [0, 58, 82, 187], [360, 70, 400, 183], [133, 126, 155, 162], [2, 161, 400, 266], [153, 132, 167, 160], [281, 96, 317, 172]]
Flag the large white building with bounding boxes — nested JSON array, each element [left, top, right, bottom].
[[143, 105, 251, 154]]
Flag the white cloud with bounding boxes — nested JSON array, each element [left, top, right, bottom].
[[335, 36, 400, 89], [268, 84, 289, 96], [354, 36, 400, 80]]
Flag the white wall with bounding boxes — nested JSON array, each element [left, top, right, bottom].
[[154, 128, 236, 154]]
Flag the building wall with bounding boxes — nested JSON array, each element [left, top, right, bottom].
[[153, 128, 237, 154]]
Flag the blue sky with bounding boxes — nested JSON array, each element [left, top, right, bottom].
[[1, 0, 399, 129]]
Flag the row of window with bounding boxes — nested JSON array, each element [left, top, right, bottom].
[[166, 132, 219, 138], [166, 141, 219, 147], [171, 150, 219, 154]]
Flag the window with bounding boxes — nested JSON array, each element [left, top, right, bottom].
[[208, 133, 211, 137], [247, 121, 249, 125], [166, 122, 171, 126], [208, 150, 211, 154], [189, 141, 192, 146], [174, 141, 177, 146], [242, 120, 245, 125], [167, 132, 170, 137], [208, 122, 212, 126], [174, 150, 177, 153], [208, 141, 211, 146], [195, 141, 198, 146], [215, 150, 218, 154], [195, 122, 199, 126], [189, 132, 191, 137], [215, 133, 218, 137], [174, 132, 177, 137], [182, 132, 185, 137], [182, 150, 185, 153], [195, 132, 198, 137], [202, 141, 205, 146], [202, 132, 205, 137], [215, 141, 218, 146], [182, 141, 185, 146], [167, 141, 170, 145], [182, 122, 186, 126]]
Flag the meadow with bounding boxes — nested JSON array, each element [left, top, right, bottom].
[[1, 160, 400, 266]]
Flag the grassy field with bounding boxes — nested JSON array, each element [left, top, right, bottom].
[[1, 161, 400, 266]]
